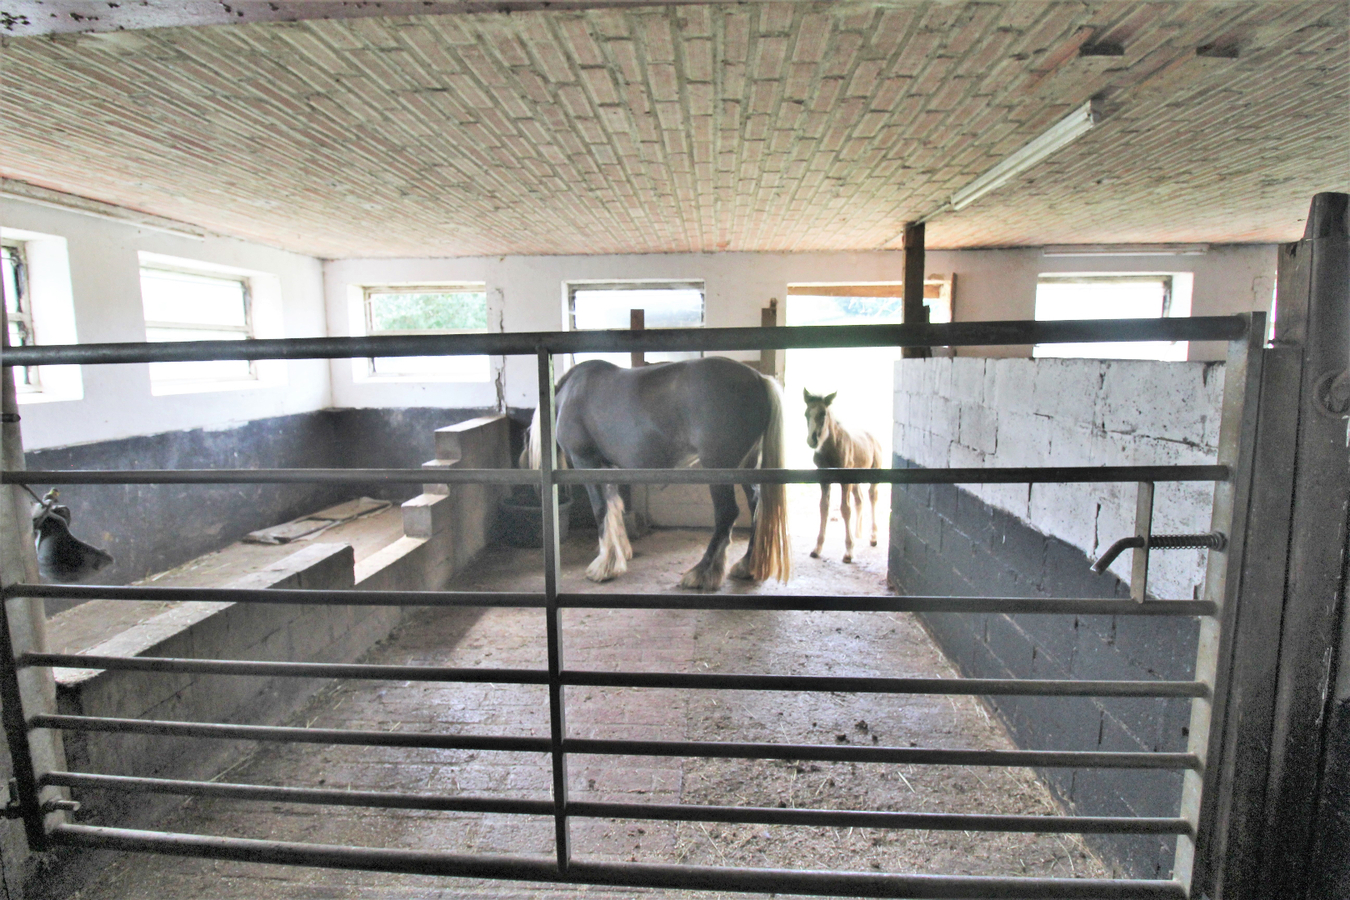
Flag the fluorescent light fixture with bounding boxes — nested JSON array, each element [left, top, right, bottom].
[[914, 101, 1101, 226], [1042, 243, 1210, 257]]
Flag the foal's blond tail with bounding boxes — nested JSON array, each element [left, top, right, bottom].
[[750, 374, 792, 582]]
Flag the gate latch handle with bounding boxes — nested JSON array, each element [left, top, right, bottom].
[[1092, 532, 1227, 574]]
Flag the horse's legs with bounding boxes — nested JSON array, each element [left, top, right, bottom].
[[810, 483, 831, 559], [584, 483, 630, 582], [850, 485, 865, 539], [680, 484, 739, 590], [839, 483, 856, 563], [728, 483, 759, 580], [867, 483, 879, 547]]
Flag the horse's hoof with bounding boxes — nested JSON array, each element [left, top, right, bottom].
[[842, 555, 853, 564], [728, 559, 754, 580], [870, 539, 878, 547], [680, 567, 724, 591], [586, 556, 625, 582], [809, 550, 821, 559]]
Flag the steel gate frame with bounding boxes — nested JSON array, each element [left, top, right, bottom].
[[0, 314, 1260, 899]]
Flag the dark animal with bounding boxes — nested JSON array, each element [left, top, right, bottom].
[[31, 489, 113, 582], [527, 357, 790, 589], [803, 389, 883, 562]]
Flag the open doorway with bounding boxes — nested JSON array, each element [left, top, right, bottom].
[[782, 278, 953, 559]]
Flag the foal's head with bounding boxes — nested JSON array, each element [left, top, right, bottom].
[[803, 389, 837, 449]]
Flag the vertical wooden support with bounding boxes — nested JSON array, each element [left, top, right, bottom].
[[901, 222, 931, 359], [1187, 192, 1350, 898], [536, 351, 570, 869], [1251, 193, 1350, 897], [758, 298, 779, 379], [629, 308, 644, 369], [0, 332, 67, 852], [1130, 482, 1154, 602]]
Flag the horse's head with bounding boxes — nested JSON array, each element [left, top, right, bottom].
[[803, 389, 836, 449]]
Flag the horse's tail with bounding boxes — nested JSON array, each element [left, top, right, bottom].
[[522, 404, 543, 469], [751, 374, 791, 582]]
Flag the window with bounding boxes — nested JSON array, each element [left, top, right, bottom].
[[2, 230, 82, 403], [1033, 273, 1193, 361], [2, 241, 39, 391], [361, 285, 489, 381], [140, 265, 255, 385], [568, 281, 704, 367]]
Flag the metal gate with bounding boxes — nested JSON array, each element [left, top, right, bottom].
[[0, 312, 1268, 898]]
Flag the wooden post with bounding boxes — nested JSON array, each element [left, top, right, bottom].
[[901, 221, 930, 359], [1188, 193, 1350, 897], [629, 308, 644, 368], [759, 298, 779, 379]]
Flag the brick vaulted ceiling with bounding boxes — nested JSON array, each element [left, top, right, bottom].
[[0, 1, 1346, 258]]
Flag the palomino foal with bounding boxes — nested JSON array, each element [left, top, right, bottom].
[[803, 389, 883, 562]]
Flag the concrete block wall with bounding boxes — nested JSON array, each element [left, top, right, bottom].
[[888, 356, 1226, 878], [893, 357, 1226, 600], [56, 543, 364, 827]]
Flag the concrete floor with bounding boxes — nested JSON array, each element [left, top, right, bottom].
[[47, 487, 1109, 899]]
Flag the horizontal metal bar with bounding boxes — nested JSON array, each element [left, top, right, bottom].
[[31, 715, 552, 754], [559, 670, 1209, 698], [3, 468, 534, 486], [557, 593, 1218, 617], [1, 583, 1219, 616], [566, 800, 1192, 836], [3, 464, 1229, 487], [2, 583, 546, 607], [42, 771, 554, 816], [33, 716, 1198, 769], [19, 653, 1205, 698], [563, 738, 1199, 770], [49, 824, 1188, 898], [42, 772, 1190, 836], [21, 654, 550, 685], [552, 465, 1230, 486], [3, 317, 1247, 367]]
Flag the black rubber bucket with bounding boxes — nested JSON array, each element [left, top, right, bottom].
[[498, 487, 573, 548]]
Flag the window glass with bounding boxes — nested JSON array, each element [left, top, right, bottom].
[[140, 266, 254, 384], [1033, 274, 1187, 361], [362, 285, 489, 381], [569, 282, 704, 366]]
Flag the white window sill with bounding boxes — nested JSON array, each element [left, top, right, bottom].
[[15, 388, 84, 405], [354, 374, 492, 385]]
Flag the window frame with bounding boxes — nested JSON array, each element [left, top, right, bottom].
[[565, 279, 706, 368], [360, 282, 491, 381], [1032, 272, 1190, 361], [139, 262, 257, 386], [2, 240, 40, 391]]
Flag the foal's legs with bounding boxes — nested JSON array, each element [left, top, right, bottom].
[[839, 482, 857, 563], [867, 482, 879, 547], [811, 483, 831, 559], [681, 484, 740, 590]]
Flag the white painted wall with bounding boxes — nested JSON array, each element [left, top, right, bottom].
[[2, 198, 331, 450], [326, 245, 1276, 410], [893, 356, 1225, 600], [2, 187, 1275, 455]]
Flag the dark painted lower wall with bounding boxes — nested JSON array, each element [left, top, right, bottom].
[[24, 407, 502, 613], [887, 455, 1198, 879]]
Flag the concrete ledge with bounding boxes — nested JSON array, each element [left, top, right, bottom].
[[56, 543, 360, 827]]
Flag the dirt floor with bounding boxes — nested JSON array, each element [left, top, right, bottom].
[[49, 486, 1108, 899]]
